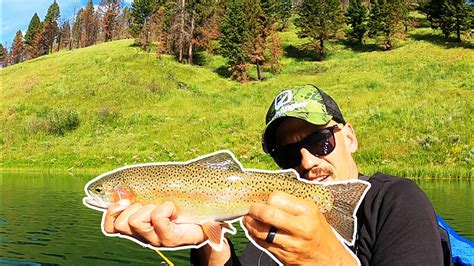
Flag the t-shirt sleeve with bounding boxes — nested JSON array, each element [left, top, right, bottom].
[[369, 178, 444, 265]]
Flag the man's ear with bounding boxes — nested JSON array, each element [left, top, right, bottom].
[[342, 123, 358, 153]]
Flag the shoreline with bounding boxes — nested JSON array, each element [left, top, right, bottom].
[[1, 165, 471, 179]]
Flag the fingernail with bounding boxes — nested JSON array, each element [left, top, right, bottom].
[[119, 199, 131, 207]]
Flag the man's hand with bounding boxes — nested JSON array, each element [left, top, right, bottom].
[[102, 200, 231, 265], [243, 191, 358, 266], [102, 200, 206, 247]]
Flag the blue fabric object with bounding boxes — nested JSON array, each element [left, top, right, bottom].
[[437, 215, 474, 266]]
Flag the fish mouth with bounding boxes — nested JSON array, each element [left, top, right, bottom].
[[83, 195, 108, 210]]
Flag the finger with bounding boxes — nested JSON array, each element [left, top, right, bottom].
[[267, 191, 316, 216], [243, 215, 295, 250], [128, 204, 161, 246], [151, 201, 180, 246], [103, 199, 131, 233], [243, 215, 270, 241], [113, 203, 143, 235], [247, 203, 302, 234], [153, 201, 178, 220]]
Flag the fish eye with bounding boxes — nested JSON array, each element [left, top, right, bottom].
[[95, 187, 103, 193]]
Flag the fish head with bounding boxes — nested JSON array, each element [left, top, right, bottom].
[[84, 173, 135, 210]]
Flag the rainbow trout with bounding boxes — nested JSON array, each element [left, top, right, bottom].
[[83, 150, 370, 250]]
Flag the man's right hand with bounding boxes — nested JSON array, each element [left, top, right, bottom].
[[102, 199, 206, 247], [102, 199, 231, 265]]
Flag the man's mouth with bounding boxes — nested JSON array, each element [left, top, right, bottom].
[[307, 174, 331, 182], [300, 167, 334, 182], [314, 175, 330, 182]]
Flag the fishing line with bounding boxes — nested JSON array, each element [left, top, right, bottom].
[[155, 250, 174, 266]]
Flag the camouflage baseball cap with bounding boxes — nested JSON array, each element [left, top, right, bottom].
[[262, 84, 346, 153]]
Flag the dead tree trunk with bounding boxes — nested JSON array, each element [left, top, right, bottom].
[[187, 11, 195, 65], [178, 0, 186, 62]]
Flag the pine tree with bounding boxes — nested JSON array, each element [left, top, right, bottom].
[[368, 0, 407, 50], [81, 0, 99, 47], [44, 0, 61, 53], [267, 29, 283, 73], [72, 9, 84, 48], [11, 30, 25, 64], [45, 0, 60, 22], [31, 25, 50, 58], [276, 0, 292, 30], [60, 21, 72, 49], [418, 0, 446, 29], [219, 0, 249, 82], [115, 6, 133, 39], [440, 0, 472, 42], [240, 0, 282, 79], [25, 13, 42, 46], [149, 6, 166, 59], [0, 44, 8, 67], [368, 0, 384, 37], [130, 0, 160, 51], [346, 0, 369, 44], [190, 1, 223, 55], [295, 0, 344, 60], [165, 0, 223, 64], [99, 0, 122, 42], [187, 0, 223, 65], [243, 0, 266, 80]]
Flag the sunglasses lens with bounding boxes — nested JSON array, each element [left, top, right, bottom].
[[272, 146, 301, 169], [270, 126, 337, 169], [308, 130, 335, 156]]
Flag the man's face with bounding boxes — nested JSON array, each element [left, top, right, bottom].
[[274, 118, 359, 182]]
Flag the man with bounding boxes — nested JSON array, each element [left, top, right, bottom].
[[103, 84, 446, 265]]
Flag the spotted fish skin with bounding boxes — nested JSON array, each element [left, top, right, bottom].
[[84, 150, 370, 247]]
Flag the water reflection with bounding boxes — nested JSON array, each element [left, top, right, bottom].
[[0, 172, 472, 265], [415, 179, 473, 240]]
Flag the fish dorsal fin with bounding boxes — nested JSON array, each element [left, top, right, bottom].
[[279, 169, 298, 179], [188, 151, 242, 171]]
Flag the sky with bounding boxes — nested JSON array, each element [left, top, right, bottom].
[[1, 0, 132, 47]]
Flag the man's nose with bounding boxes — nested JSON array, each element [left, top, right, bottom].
[[300, 148, 322, 171]]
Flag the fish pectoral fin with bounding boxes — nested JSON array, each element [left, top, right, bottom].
[[201, 222, 233, 250]]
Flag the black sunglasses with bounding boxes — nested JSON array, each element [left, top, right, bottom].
[[269, 124, 341, 169]]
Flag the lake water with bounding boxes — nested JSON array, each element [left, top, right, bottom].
[[1, 172, 472, 265]]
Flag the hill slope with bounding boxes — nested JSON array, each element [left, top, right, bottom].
[[1, 28, 473, 178]]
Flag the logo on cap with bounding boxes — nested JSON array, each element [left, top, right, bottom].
[[274, 90, 292, 111]]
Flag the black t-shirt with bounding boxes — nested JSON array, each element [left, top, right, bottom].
[[191, 173, 446, 265]]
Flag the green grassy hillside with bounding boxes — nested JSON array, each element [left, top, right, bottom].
[[1, 25, 473, 178]]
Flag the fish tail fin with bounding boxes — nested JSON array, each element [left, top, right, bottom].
[[324, 181, 370, 245], [201, 222, 236, 251]]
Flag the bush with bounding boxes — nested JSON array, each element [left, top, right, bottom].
[[29, 109, 80, 136], [97, 107, 120, 125]]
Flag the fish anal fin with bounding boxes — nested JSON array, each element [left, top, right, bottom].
[[188, 151, 242, 171], [201, 222, 234, 251], [220, 222, 236, 234]]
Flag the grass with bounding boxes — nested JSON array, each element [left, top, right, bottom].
[[1, 21, 473, 179]]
